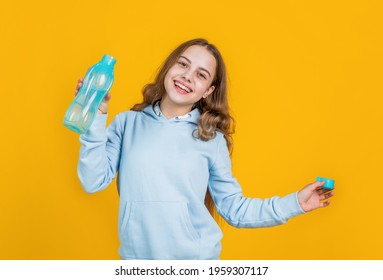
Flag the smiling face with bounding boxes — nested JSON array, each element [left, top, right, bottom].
[[162, 45, 217, 117]]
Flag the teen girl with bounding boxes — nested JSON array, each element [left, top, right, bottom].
[[76, 38, 334, 260]]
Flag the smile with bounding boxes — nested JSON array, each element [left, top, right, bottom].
[[174, 80, 192, 93]]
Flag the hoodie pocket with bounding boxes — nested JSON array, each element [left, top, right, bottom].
[[120, 201, 200, 259]]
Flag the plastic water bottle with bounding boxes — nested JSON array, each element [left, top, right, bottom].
[[63, 54, 116, 134]]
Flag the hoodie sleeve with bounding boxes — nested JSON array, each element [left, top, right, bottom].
[[208, 135, 305, 228], [77, 113, 124, 194]]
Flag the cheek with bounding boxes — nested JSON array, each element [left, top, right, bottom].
[[166, 66, 179, 77], [196, 81, 210, 92], [164, 71, 175, 86]]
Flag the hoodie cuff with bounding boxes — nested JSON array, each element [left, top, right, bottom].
[[278, 192, 306, 220], [81, 114, 108, 140]]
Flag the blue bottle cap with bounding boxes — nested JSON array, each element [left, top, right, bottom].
[[101, 54, 116, 66], [316, 176, 335, 190]]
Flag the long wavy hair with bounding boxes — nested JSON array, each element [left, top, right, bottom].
[[131, 38, 235, 218]]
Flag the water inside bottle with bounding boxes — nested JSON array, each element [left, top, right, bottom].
[[63, 87, 104, 133], [81, 111, 94, 130], [67, 103, 82, 122]]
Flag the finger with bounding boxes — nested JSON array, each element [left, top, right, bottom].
[[319, 191, 334, 201], [75, 86, 82, 95], [104, 92, 112, 101], [316, 188, 327, 195], [75, 80, 84, 96], [76, 78, 83, 88], [316, 188, 333, 195], [321, 200, 331, 207], [308, 180, 326, 191]]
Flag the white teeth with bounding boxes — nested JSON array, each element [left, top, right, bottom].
[[175, 81, 191, 93]]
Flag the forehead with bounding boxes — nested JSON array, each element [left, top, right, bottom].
[[180, 45, 217, 74]]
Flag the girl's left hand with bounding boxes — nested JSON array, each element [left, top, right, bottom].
[[297, 181, 335, 212]]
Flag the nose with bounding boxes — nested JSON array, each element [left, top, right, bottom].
[[181, 69, 192, 82]]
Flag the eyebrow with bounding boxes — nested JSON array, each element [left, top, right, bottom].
[[179, 55, 212, 78]]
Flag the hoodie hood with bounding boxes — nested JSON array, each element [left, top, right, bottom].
[[142, 100, 201, 125]]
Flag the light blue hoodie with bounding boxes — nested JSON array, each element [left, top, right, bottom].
[[77, 102, 305, 260]]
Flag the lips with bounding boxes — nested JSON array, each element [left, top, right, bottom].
[[174, 80, 192, 94]]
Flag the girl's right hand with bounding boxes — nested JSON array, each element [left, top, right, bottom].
[[75, 77, 112, 114]]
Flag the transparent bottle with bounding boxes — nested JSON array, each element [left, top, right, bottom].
[[63, 54, 116, 134]]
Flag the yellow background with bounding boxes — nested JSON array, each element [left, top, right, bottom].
[[1, 0, 382, 259]]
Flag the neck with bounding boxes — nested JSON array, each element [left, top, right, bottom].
[[160, 97, 193, 119]]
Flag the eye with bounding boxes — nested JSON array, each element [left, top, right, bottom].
[[197, 72, 207, 79], [178, 61, 187, 68]]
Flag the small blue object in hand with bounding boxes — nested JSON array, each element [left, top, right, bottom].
[[316, 177, 335, 190]]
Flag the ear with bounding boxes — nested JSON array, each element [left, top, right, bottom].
[[203, 85, 215, 99]]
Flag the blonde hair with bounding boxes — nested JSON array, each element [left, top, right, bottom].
[[131, 38, 235, 218]]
